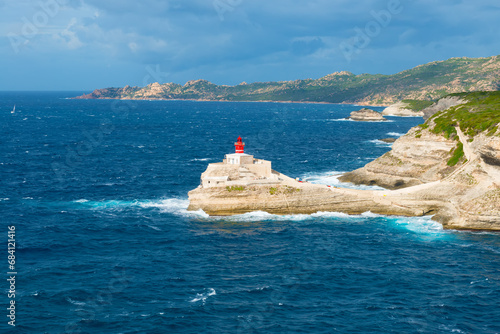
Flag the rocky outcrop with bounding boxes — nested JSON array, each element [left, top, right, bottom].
[[421, 96, 466, 120], [477, 136, 500, 166], [347, 108, 387, 122], [188, 181, 445, 217], [189, 123, 500, 230], [339, 126, 460, 189], [188, 92, 500, 231], [382, 101, 424, 117]]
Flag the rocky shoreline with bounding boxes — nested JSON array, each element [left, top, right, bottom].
[[188, 92, 500, 231]]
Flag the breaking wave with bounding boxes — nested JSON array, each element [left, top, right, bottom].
[[301, 171, 385, 190], [387, 132, 405, 137]]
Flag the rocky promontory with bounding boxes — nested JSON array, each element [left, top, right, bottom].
[[382, 100, 431, 117], [347, 108, 387, 121], [189, 92, 500, 231]]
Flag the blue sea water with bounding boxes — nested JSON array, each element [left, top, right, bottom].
[[1, 92, 500, 333]]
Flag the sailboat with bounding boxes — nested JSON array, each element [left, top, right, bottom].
[[11, 105, 15, 114]]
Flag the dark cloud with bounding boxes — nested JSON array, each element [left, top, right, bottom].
[[1, 0, 500, 90]]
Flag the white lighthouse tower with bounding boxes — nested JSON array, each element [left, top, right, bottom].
[[199, 136, 279, 188]]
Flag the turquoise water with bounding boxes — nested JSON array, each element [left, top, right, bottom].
[[1, 92, 499, 333]]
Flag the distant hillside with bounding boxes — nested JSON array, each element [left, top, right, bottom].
[[75, 55, 500, 106]]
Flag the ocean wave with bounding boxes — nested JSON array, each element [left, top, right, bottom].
[[74, 199, 89, 203], [301, 171, 385, 190], [328, 118, 354, 122], [390, 216, 446, 237], [191, 158, 211, 162], [203, 210, 389, 223], [368, 139, 393, 147], [387, 132, 405, 137], [67, 297, 87, 306], [189, 288, 216, 303], [66, 198, 450, 237], [69, 198, 209, 218], [329, 118, 394, 123]]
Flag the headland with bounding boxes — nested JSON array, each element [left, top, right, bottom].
[[188, 92, 500, 231]]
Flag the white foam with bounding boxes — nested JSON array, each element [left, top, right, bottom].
[[392, 216, 446, 236], [191, 158, 211, 162], [361, 211, 384, 218], [387, 132, 405, 137], [206, 210, 371, 223], [139, 198, 210, 218], [0, 198, 9, 201], [311, 211, 350, 218], [330, 118, 394, 123], [67, 297, 86, 306], [301, 171, 385, 190], [190, 288, 216, 303], [74, 199, 89, 203], [70, 197, 210, 218], [368, 139, 393, 147]]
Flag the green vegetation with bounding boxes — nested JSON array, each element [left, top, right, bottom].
[[226, 186, 245, 192], [417, 91, 500, 166], [402, 99, 435, 111], [269, 186, 301, 195], [448, 142, 465, 166], [77, 55, 500, 105], [429, 91, 500, 138]]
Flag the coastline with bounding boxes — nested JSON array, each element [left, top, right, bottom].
[[188, 92, 500, 231], [72, 96, 391, 107]]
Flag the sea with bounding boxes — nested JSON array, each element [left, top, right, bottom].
[[1, 91, 500, 333]]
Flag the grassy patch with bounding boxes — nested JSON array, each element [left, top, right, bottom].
[[402, 99, 435, 111], [447, 142, 464, 166], [426, 91, 500, 139], [226, 186, 245, 192], [269, 186, 301, 195]]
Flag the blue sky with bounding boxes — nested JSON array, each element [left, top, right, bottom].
[[1, 0, 500, 91]]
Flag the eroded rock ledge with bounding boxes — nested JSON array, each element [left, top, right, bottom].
[[188, 93, 500, 231]]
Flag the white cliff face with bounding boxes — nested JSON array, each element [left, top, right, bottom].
[[339, 126, 459, 189], [188, 94, 500, 231], [421, 97, 466, 120], [382, 102, 424, 117]]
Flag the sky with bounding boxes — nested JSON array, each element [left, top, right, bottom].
[[1, 0, 500, 91]]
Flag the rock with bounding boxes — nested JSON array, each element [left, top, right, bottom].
[[382, 101, 425, 117], [188, 93, 500, 231], [347, 108, 387, 122], [421, 96, 466, 120], [339, 126, 460, 189], [379, 138, 397, 143]]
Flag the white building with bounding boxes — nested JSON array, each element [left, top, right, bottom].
[[200, 137, 279, 188]]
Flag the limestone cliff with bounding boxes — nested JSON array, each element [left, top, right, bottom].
[[339, 92, 500, 230], [382, 101, 425, 117], [188, 92, 500, 231]]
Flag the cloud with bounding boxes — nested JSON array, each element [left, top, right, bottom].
[[1, 0, 500, 90]]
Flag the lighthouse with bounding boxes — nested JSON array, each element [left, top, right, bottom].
[[199, 136, 275, 188], [225, 136, 253, 165], [235, 136, 245, 153]]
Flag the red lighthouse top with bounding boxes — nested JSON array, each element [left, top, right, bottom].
[[234, 136, 245, 153]]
